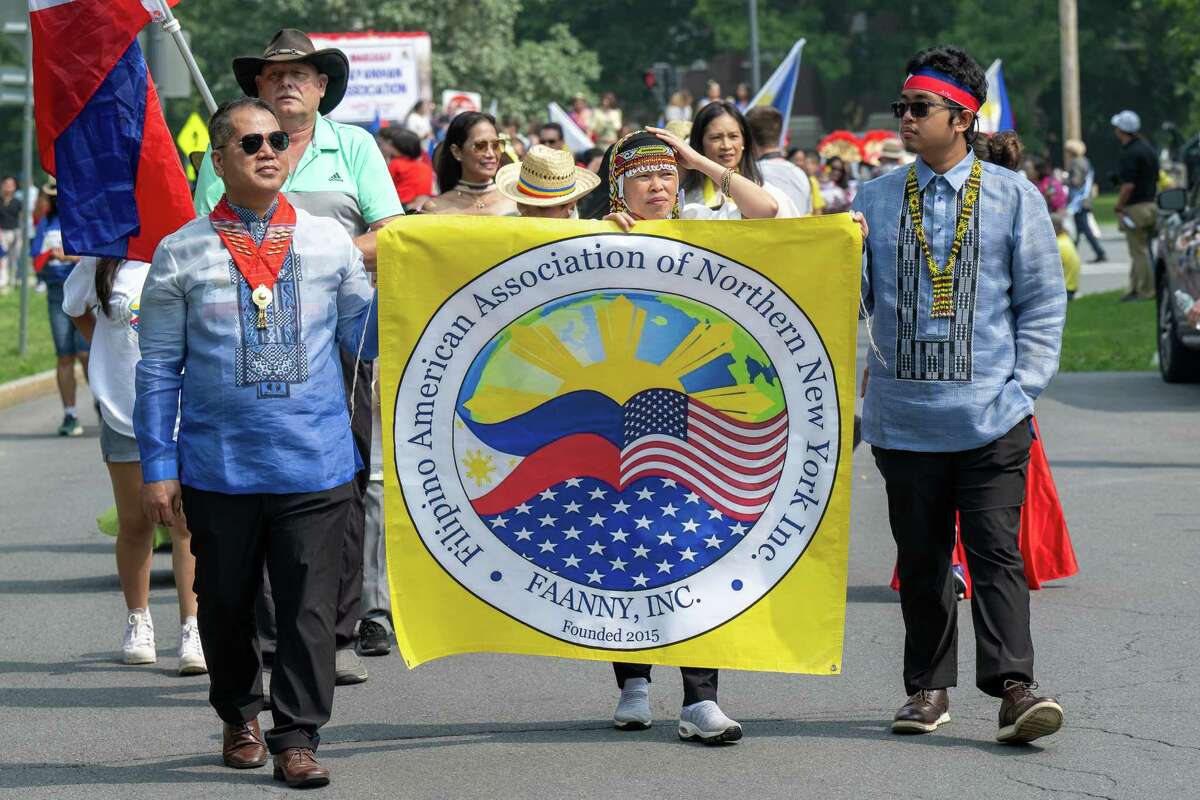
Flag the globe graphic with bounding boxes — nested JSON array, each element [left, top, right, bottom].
[[451, 289, 788, 591]]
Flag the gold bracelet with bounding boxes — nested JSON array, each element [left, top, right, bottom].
[[720, 167, 734, 196]]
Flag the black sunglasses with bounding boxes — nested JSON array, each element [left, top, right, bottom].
[[224, 130, 290, 155], [891, 100, 961, 119]]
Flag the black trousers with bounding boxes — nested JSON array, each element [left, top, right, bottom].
[[183, 482, 351, 753], [872, 419, 1035, 698], [255, 352, 372, 656], [613, 663, 718, 706], [1073, 208, 1106, 260]]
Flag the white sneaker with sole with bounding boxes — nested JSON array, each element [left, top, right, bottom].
[[613, 677, 652, 730], [678, 700, 742, 744], [178, 617, 207, 675], [122, 609, 156, 665]]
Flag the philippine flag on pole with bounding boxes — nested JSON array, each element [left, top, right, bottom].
[[749, 38, 806, 147], [29, 0, 194, 262]]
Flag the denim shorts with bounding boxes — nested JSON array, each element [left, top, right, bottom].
[[100, 417, 141, 463], [45, 282, 90, 357]]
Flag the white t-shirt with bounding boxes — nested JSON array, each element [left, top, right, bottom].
[[681, 182, 799, 220], [61, 257, 150, 438], [758, 157, 813, 216]]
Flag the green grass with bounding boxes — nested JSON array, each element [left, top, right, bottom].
[[0, 284, 57, 384], [1091, 193, 1118, 228], [1059, 289, 1156, 372]]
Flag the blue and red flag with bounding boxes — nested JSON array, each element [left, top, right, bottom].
[[30, 0, 194, 262]]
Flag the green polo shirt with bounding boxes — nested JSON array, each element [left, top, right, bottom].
[[193, 114, 403, 236]]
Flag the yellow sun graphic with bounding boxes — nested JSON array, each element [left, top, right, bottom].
[[464, 295, 772, 423], [461, 449, 496, 487]]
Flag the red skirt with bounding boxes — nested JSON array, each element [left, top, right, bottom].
[[889, 418, 1078, 598]]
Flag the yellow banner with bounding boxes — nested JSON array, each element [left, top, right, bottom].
[[379, 215, 860, 674]]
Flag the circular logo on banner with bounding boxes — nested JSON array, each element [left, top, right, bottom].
[[395, 234, 840, 650]]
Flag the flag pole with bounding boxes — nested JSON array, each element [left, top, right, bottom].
[[149, 1, 217, 114]]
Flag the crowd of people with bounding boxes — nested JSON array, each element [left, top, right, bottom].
[[12, 26, 1173, 790]]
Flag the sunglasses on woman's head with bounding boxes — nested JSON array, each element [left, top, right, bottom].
[[891, 100, 960, 119], [225, 131, 290, 155]]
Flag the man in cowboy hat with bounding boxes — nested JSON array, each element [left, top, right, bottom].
[[194, 28, 404, 685], [496, 144, 600, 218]]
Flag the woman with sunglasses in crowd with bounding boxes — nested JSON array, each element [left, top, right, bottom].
[[419, 112, 516, 216], [680, 101, 799, 219], [819, 156, 855, 215]]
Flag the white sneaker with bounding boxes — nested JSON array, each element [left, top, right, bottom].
[[178, 618, 207, 675], [678, 700, 743, 744], [122, 609, 156, 665], [613, 678, 652, 730]]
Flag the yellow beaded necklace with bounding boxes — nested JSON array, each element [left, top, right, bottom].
[[905, 158, 982, 318]]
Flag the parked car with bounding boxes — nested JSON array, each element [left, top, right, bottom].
[[1153, 184, 1200, 382]]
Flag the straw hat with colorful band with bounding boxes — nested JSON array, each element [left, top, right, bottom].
[[606, 131, 680, 219], [495, 144, 600, 207], [902, 69, 982, 113]]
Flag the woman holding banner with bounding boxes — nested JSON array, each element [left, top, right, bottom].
[[420, 112, 517, 217], [598, 128, 781, 744]]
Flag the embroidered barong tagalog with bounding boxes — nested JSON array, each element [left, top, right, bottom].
[[904, 158, 982, 319], [210, 196, 297, 329]]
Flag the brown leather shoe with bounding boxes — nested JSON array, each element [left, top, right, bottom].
[[891, 688, 951, 734], [222, 719, 267, 769], [997, 680, 1063, 743], [273, 747, 330, 788]]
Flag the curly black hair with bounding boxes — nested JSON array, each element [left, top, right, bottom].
[[905, 45, 987, 142], [905, 45, 987, 106]]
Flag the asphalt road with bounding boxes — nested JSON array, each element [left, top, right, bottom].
[[1, 246, 1196, 799]]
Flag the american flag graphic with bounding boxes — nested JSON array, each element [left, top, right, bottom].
[[482, 475, 754, 591], [476, 389, 788, 591], [621, 389, 788, 520]]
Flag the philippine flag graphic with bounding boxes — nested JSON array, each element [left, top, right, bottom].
[[454, 291, 788, 592]]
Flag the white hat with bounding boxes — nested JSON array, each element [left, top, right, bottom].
[[496, 144, 601, 207], [1111, 110, 1141, 134]]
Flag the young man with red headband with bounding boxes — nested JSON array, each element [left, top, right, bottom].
[[852, 46, 1067, 744]]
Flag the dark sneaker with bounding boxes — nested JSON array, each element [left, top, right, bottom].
[[997, 680, 1063, 743], [58, 414, 83, 437], [357, 619, 392, 657], [891, 688, 950, 734]]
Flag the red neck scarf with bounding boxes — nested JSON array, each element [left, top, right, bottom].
[[209, 195, 297, 294]]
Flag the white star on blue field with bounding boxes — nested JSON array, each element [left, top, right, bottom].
[[482, 476, 749, 591]]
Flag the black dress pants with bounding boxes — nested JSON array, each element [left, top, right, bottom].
[[872, 419, 1035, 698], [255, 352, 371, 657], [613, 663, 718, 706], [183, 482, 351, 753]]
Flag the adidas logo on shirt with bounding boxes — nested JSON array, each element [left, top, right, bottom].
[[329, 171, 343, 182]]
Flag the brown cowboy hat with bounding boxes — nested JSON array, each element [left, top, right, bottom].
[[232, 28, 349, 116]]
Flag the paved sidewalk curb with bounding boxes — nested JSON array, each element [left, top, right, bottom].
[[0, 365, 84, 410]]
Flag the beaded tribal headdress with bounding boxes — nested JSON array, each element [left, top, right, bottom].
[[605, 131, 680, 219]]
